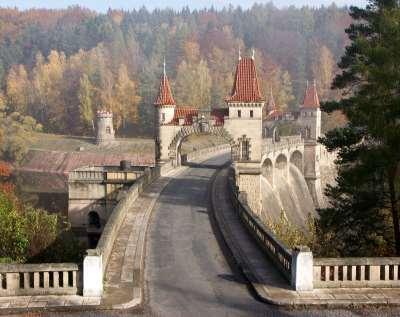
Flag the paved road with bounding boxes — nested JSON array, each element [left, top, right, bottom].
[[16, 154, 400, 317], [145, 153, 272, 316]]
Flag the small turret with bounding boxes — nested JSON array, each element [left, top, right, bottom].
[[299, 80, 321, 140], [96, 110, 115, 145]]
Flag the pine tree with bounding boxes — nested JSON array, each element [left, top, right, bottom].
[[318, 0, 400, 256]]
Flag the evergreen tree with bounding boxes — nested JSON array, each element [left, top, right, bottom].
[[318, 0, 400, 256]]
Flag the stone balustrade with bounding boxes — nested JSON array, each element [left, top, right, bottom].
[[0, 263, 79, 296], [83, 166, 155, 297], [314, 258, 400, 288], [227, 172, 293, 281], [83, 144, 234, 297], [184, 144, 231, 163], [263, 135, 303, 156]]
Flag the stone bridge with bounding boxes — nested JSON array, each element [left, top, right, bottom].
[[260, 135, 304, 186]]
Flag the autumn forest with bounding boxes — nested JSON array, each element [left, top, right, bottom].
[[0, 4, 349, 143]]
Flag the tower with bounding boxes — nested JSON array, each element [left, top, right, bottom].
[[298, 80, 324, 207], [96, 110, 115, 145], [224, 52, 265, 214], [224, 53, 265, 163], [154, 60, 176, 161], [298, 80, 321, 140]]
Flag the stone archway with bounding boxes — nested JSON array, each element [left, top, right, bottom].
[[261, 158, 274, 185], [168, 125, 235, 166], [290, 150, 303, 173]]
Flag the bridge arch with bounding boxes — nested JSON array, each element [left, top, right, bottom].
[[290, 150, 303, 173], [261, 158, 274, 185], [275, 153, 288, 170], [168, 125, 235, 165]]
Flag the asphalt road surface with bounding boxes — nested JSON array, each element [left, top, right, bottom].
[[15, 154, 400, 317]]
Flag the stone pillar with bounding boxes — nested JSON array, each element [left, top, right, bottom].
[[291, 246, 313, 291], [83, 250, 103, 297]]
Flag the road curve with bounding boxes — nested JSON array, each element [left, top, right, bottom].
[[144, 153, 270, 316]]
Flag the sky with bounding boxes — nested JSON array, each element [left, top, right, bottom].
[[0, 0, 368, 11]]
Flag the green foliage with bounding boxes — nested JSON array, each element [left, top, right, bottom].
[[264, 210, 316, 249], [0, 191, 28, 262], [0, 189, 83, 263], [318, 0, 400, 256]]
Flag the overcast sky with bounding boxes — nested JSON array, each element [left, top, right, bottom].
[[0, 0, 368, 11]]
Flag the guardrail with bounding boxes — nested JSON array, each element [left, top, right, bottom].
[[263, 135, 303, 156], [0, 263, 79, 296], [227, 170, 293, 282], [83, 166, 156, 296], [83, 144, 234, 297], [314, 258, 400, 288]]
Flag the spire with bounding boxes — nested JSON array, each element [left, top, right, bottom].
[[226, 56, 263, 103], [238, 47, 242, 61], [252, 48, 255, 60], [302, 79, 320, 109], [163, 56, 166, 76], [154, 61, 175, 106]]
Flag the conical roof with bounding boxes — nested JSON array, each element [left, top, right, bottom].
[[302, 80, 320, 109], [226, 57, 263, 103], [154, 69, 175, 106]]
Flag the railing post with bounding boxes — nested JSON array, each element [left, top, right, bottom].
[[291, 246, 313, 291], [83, 250, 103, 297]]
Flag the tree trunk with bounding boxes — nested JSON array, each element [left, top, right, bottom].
[[389, 167, 400, 255]]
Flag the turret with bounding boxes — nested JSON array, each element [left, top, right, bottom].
[[96, 110, 115, 145], [154, 60, 176, 127], [299, 80, 321, 140], [154, 60, 176, 161]]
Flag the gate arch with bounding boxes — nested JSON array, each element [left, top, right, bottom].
[[168, 125, 235, 165]]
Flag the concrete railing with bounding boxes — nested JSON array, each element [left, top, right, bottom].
[[314, 258, 400, 288], [83, 166, 156, 297], [0, 263, 79, 296], [83, 144, 232, 297], [228, 170, 314, 291], [184, 144, 231, 163], [263, 135, 303, 156], [230, 171, 400, 291], [227, 172, 293, 281]]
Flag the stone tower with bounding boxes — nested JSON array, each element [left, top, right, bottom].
[[224, 52, 265, 213], [154, 61, 176, 161], [96, 110, 115, 145], [297, 80, 324, 207], [224, 53, 265, 163]]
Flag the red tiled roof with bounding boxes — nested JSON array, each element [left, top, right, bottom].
[[168, 107, 199, 125], [154, 73, 175, 106], [302, 81, 320, 109], [226, 57, 264, 103], [266, 109, 283, 120]]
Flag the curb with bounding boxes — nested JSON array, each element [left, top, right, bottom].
[[209, 168, 400, 308]]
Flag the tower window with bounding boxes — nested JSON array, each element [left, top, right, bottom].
[[250, 110, 254, 118], [238, 135, 250, 161], [106, 127, 111, 134], [162, 113, 166, 122], [238, 110, 241, 118]]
